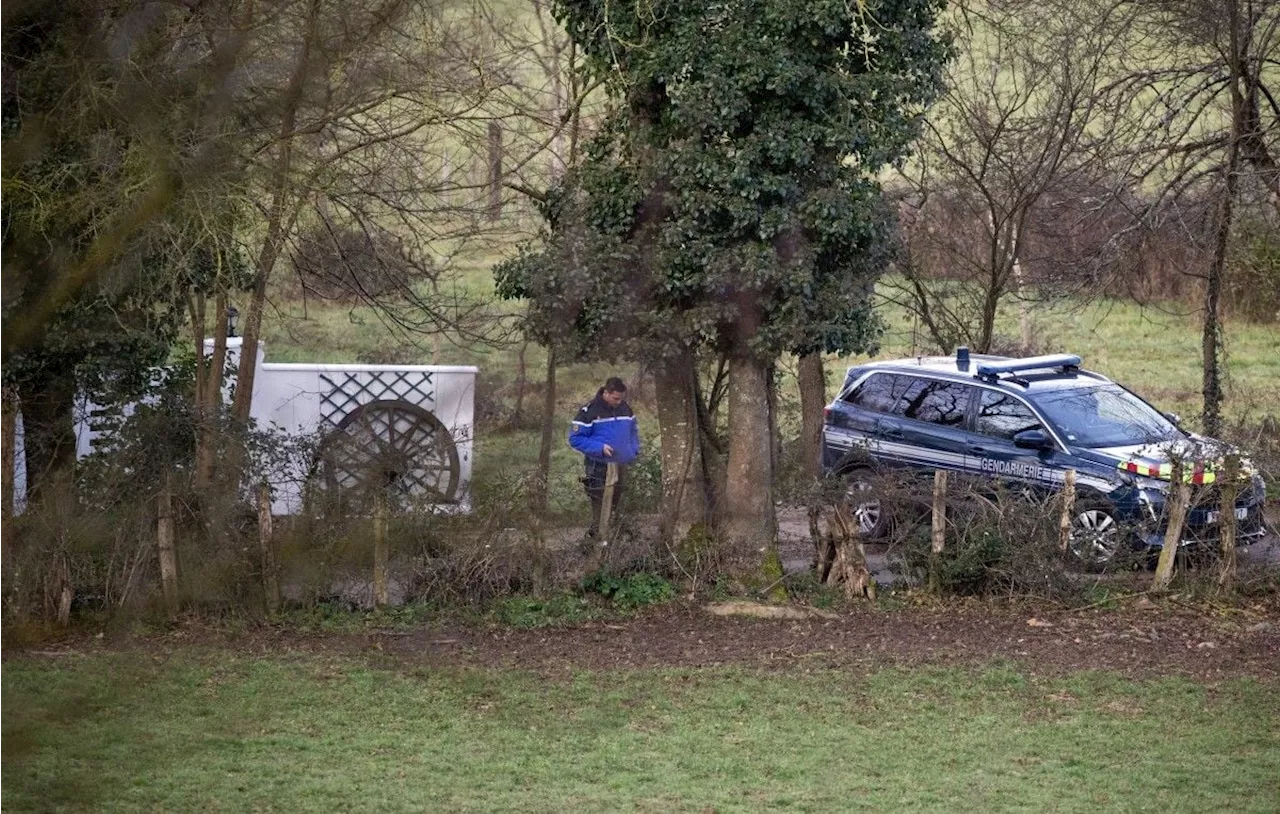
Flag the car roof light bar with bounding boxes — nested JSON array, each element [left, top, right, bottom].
[[975, 354, 1082, 382]]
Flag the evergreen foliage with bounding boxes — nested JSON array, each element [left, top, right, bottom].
[[497, 0, 951, 361]]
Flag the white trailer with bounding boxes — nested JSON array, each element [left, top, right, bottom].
[[13, 339, 478, 515]]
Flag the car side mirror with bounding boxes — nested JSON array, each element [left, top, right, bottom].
[[1163, 411, 1181, 426], [1013, 428, 1053, 451]]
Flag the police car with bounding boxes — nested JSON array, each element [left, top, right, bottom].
[[821, 349, 1269, 564]]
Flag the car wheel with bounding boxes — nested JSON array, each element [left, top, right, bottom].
[[1068, 503, 1122, 567], [844, 470, 889, 540]]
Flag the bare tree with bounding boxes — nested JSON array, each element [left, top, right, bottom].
[[1098, 0, 1279, 432], [889, 0, 1141, 354], [228, 0, 514, 423], [475, 0, 608, 512]]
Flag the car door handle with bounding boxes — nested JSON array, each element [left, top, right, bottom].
[[881, 427, 904, 439], [968, 444, 988, 454]]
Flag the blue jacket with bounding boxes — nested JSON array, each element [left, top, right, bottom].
[[568, 390, 641, 464]]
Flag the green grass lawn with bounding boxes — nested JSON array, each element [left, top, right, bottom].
[[4, 651, 1278, 812]]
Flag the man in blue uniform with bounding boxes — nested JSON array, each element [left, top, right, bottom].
[[569, 377, 641, 541]]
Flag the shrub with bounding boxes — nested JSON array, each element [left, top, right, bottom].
[[580, 570, 675, 610], [494, 593, 595, 628], [893, 479, 1143, 602]]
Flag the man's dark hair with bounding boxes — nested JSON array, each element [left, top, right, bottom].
[[604, 376, 627, 393]]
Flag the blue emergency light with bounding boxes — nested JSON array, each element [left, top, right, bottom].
[[976, 354, 1081, 382]]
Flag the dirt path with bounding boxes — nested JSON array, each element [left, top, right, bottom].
[[16, 599, 1272, 684], [371, 602, 1280, 680]]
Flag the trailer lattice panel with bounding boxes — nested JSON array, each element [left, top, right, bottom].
[[319, 371, 435, 427]]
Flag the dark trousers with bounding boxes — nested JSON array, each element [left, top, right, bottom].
[[584, 458, 626, 536]]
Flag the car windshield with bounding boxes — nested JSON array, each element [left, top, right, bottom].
[[1031, 385, 1182, 448]]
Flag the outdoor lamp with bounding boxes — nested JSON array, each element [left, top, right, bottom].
[[227, 306, 240, 338]]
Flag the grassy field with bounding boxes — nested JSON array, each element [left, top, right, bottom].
[[4, 650, 1278, 812], [262, 273, 1280, 422]]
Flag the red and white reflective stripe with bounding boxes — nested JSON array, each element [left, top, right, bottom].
[[1118, 459, 1219, 484]]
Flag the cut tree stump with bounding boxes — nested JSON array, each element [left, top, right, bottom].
[[823, 502, 876, 601]]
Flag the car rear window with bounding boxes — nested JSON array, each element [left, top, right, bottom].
[[897, 379, 972, 427], [842, 373, 912, 414]]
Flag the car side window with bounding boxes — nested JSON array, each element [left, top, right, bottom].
[[899, 379, 971, 427], [975, 390, 1042, 440], [843, 373, 907, 414]]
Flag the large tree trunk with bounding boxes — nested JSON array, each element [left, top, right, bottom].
[[156, 475, 179, 613], [488, 121, 504, 221], [231, 11, 315, 426], [797, 353, 825, 479], [191, 293, 207, 410], [232, 190, 290, 426], [723, 349, 778, 572], [513, 339, 529, 428], [194, 296, 229, 488], [654, 348, 707, 545], [765, 365, 782, 477], [797, 352, 827, 569], [693, 358, 728, 529]]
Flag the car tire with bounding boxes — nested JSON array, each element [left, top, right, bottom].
[[843, 469, 890, 540], [1066, 500, 1124, 569]]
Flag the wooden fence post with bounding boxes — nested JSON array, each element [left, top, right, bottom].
[[1217, 453, 1240, 589], [598, 462, 619, 541], [928, 470, 948, 593], [56, 550, 73, 626], [157, 475, 179, 613], [258, 482, 280, 614], [1059, 469, 1077, 552], [1152, 460, 1188, 591], [373, 490, 389, 609]]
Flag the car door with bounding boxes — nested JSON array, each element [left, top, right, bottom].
[[824, 372, 915, 470], [886, 377, 974, 473], [967, 388, 1059, 492]]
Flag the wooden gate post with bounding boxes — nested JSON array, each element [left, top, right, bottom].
[[258, 482, 280, 614], [157, 475, 179, 613], [1153, 460, 1189, 591], [56, 550, 73, 626], [373, 489, 389, 608], [1217, 453, 1240, 589], [598, 462, 619, 542], [928, 470, 948, 594], [1059, 469, 1077, 552]]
